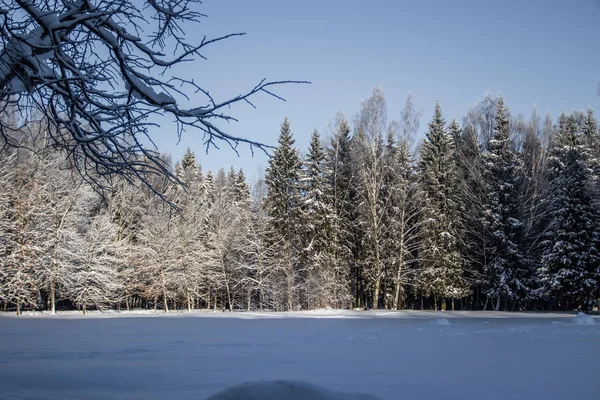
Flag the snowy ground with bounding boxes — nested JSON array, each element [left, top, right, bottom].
[[0, 310, 599, 400]]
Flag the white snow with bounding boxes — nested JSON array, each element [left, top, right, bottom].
[[0, 310, 599, 400], [429, 317, 451, 326], [573, 312, 595, 326]]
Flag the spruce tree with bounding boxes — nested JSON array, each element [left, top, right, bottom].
[[326, 112, 354, 307], [482, 97, 532, 310], [300, 130, 338, 308], [539, 114, 600, 310], [263, 118, 303, 310], [418, 103, 468, 310], [452, 122, 487, 308]]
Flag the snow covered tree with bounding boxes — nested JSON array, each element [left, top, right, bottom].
[[263, 118, 303, 310], [463, 93, 500, 150], [136, 195, 180, 312], [582, 109, 599, 183], [417, 103, 468, 310], [236, 172, 283, 310], [351, 87, 391, 309], [482, 97, 533, 310], [36, 155, 98, 314], [204, 168, 252, 310], [0, 1, 305, 187], [0, 149, 50, 314], [539, 114, 600, 310], [325, 112, 354, 307], [170, 150, 210, 311], [382, 127, 421, 310], [63, 214, 127, 314], [451, 121, 488, 308], [299, 130, 338, 308]]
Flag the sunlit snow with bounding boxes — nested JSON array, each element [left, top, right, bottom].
[[0, 310, 598, 400]]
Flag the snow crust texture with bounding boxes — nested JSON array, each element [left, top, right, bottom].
[[0, 310, 599, 400]]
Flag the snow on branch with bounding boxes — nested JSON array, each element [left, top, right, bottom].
[[0, 0, 308, 191]]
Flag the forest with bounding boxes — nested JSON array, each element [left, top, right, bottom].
[[0, 88, 599, 314]]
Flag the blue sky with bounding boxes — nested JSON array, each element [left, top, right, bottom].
[[149, 0, 600, 183]]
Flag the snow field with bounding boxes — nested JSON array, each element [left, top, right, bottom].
[[0, 310, 599, 400]]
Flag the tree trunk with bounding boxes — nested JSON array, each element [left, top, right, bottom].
[[163, 291, 169, 313], [373, 275, 381, 310], [452, 298, 455, 311], [50, 278, 56, 314], [393, 271, 404, 310], [483, 297, 489, 311], [16, 301, 20, 316], [441, 297, 447, 311]]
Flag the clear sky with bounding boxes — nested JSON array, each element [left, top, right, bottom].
[[149, 0, 600, 183]]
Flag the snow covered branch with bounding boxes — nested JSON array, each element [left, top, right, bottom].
[[0, 0, 307, 189]]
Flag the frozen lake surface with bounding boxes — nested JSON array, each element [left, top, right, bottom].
[[0, 310, 599, 400]]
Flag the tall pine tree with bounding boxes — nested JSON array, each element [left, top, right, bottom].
[[539, 114, 600, 310], [482, 97, 533, 310], [263, 118, 303, 310], [418, 103, 468, 310]]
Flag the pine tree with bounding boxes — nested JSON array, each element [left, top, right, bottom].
[[300, 130, 338, 308], [171, 149, 208, 311], [582, 109, 599, 183], [539, 114, 600, 310], [482, 97, 533, 310], [418, 103, 468, 310], [326, 112, 354, 307], [452, 122, 488, 308], [263, 118, 303, 310]]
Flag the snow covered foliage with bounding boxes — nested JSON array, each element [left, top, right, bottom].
[[1, 90, 600, 314], [539, 114, 600, 309], [263, 119, 304, 310], [482, 97, 534, 310], [299, 130, 340, 308], [417, 103, 468, 310], [351, 87, 391, 309], [325, 113, 355, 307], [0, 0, 305, 188]]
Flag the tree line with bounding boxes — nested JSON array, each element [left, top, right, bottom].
[[1, 88, 599, 314]]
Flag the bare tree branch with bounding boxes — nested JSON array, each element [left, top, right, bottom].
[[0, 0, 308, 193]]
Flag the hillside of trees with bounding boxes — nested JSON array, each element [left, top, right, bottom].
[[1, 89, 599, 314]]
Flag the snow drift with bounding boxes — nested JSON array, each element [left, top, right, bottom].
[[429, 317, 451, 326], [573, 312, 595, 326], [205, 381, 379, 400]]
